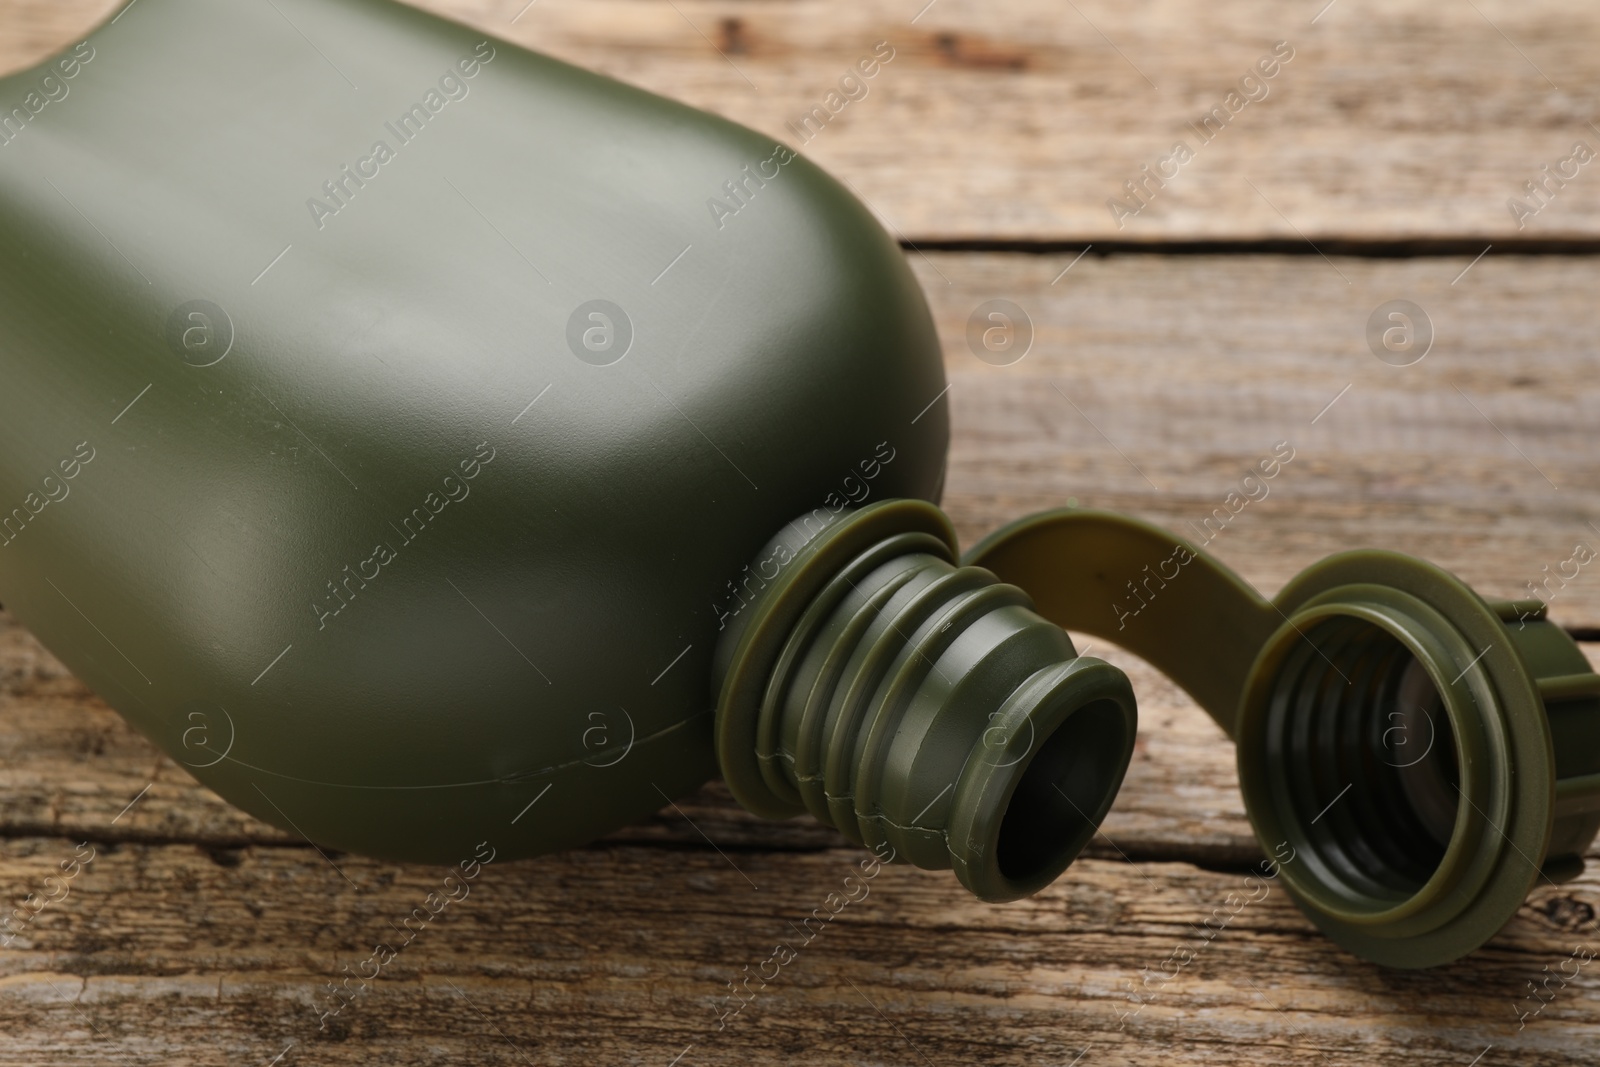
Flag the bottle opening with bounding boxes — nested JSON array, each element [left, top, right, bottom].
[[1256, 614, 1463, 913], [717, 501, 1140, 903], [995, 698, 1130, 885]]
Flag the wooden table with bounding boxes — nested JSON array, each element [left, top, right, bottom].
[[4, 1, 1599, 1063]]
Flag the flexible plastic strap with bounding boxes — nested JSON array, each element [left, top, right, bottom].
[[962, 508, 1279, 740]]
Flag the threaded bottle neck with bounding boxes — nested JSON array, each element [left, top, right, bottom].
[[713, 501, 1137, 902]]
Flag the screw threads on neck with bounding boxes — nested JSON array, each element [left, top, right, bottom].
[[713, 501, 1137, 902]]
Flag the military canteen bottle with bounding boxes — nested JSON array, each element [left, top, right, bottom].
[[10, 0, 1586, 965], [0, 0, 1138, 903]]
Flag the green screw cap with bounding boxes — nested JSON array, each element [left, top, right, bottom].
[[966, 508, 1600, 967], [713, 500, 1138, 902]]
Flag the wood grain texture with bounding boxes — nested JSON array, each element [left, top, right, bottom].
[[920, 252, 1600, 631], [0, 838, 1598, 1066], [7, 0, 1600, 241]]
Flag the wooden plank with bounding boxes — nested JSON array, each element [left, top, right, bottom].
[[920, 251, 1600, 631], [10, 1, 1600, 241], [2, 837, 1598, 1065]]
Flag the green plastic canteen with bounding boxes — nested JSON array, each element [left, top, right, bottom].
[[0, 0, 1136, 902], [6, 0, 1589, 962], [964, 509, 1600, 968]]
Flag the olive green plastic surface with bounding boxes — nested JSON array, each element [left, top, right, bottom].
[[712, 500, 1138, 901], [0, 0, 947, 864], [968, 508, 1600, 967]]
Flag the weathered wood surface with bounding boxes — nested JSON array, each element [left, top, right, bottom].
[[2, 836, 1599, 1067], [5, 2, 1600, 1065], [923, 252, 1600, 632], [9, 0, 1600, 242]]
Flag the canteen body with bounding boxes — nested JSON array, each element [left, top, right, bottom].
[[0, 0, 947, 862]]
